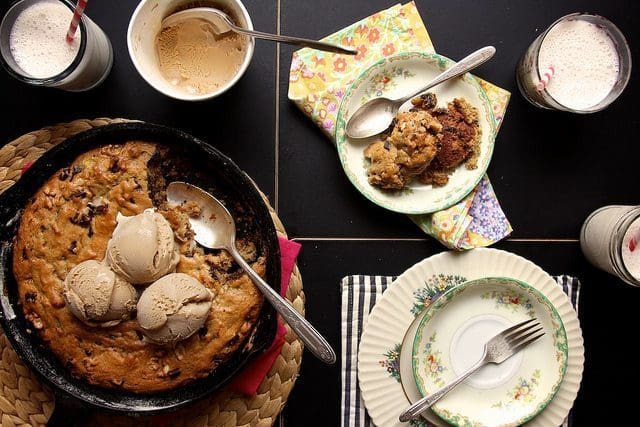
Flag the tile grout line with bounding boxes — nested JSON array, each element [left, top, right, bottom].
[[274, 0, 281, 214]]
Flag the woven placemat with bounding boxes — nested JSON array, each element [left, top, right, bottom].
[[0, 118, 304, 427]]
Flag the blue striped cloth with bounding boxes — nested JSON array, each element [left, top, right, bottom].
[[341, 275, 581, 427]]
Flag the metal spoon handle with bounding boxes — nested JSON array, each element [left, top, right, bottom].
[[399, 353, 487, 422], [229, 248, 337, 364], [397, 46, 496, 104], [229, 24, 357, 55]]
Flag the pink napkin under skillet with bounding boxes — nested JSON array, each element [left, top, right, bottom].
[[288, 2, 513, 249], [228, 236, 302, 395]]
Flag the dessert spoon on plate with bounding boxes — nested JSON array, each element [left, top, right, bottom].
[[345, 46, 496, 139], [167, 181, 336, 365]]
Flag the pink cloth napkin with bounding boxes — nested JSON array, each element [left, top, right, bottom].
[[228, 237, 302, 395]]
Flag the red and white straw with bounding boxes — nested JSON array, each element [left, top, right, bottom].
[[536, 64, 555, 91], [66, 0, 88, 44]]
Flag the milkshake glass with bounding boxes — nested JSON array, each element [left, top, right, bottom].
[[0, 0, 113, 91], [580, 205, 640, 287], [516, 13, 631, 113]]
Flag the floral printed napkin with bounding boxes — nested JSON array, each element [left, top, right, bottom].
[[288, 2, 512, 249]]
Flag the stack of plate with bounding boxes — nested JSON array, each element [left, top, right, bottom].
[[358, 248, 584, 427]]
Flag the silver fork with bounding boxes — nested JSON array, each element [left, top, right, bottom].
[[399, 318, 545, 422]]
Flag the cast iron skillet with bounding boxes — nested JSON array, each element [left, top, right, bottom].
[[0, 123, 280, 425]]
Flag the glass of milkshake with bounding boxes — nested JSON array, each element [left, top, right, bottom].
[[581, 205, 640, 287], [0, 0, 113, 91], [516, 13, 631, 113]]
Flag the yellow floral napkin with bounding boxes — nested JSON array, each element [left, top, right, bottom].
[[288, 2, 512, 249]]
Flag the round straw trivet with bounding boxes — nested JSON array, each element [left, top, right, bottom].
[[0, 118, 304, 427]]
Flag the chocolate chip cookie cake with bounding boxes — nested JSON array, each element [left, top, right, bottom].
[[12, 142, 267, 393]]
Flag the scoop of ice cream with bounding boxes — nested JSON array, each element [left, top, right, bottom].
[[64, 260, 138, 326], [106, 209, 180, 285], [137, 273, 213, 345]]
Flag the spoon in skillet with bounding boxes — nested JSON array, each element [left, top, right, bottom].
[[162, 7, 357, 55], [166, 181, 336, 365]]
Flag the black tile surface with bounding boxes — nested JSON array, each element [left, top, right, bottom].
[[1, 0, 639, 426], [278, 0, 640, 238]]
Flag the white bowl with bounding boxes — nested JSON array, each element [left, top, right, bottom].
[[127, 0, 255, 101]]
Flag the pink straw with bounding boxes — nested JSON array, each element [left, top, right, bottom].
[[66, 0, 88, 44], [536, 65, 555, 91]]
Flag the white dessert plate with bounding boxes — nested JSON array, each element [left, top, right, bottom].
[[335, 52, 496, 214], [358, 248, 584, 427], [412, 277, 567, 426]]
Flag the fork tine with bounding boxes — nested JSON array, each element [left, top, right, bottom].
[[504, 323, 541, 342], [502, 320, 540, 341], [509, 331, 546, 355], [507, 327, 544, 348], [499, 318, 537, 339]]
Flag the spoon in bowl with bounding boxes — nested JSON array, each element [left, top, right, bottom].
[[166, 181, 336, 365], [345, 46, 496, 139], [162, 7, 356, 56]]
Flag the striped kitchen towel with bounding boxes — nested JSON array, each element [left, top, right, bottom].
[[341, 275, 581, 427]]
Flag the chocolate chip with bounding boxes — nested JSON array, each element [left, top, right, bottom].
[[70, 165, 82, 179], [25, 292, 37, 303], [68, 241, 78, 254], [383, 141, 391, 150], [21, 248, 27, 260], [88, 225, 94, 237], [71, 189, 87, 198], [70, 212, 92, 227], [109, 159, 120, 173], [198, 326, 208, 338], [84, 349, 92, 356], [420, 92, 438, 109], [59, 168, 71, 181], [87, 202, 108, 215], [168, 368, 181, 379]]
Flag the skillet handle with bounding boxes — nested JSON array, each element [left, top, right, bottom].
[[47, 394, 89, 427]]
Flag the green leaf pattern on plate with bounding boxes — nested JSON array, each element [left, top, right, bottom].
[[492, 369, 542, 408], [479, 289, 536, 317], [411, 274, 467, 315], [437, 409, 484, 427], [419, 332, 446, 388], [362, 66, 416, 103], [378, 343, 402, 381]]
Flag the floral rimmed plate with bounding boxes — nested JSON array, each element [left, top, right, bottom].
[[335, 52, 496, 214], [412, 277, 567, 427], [358, 249, 584, 427]]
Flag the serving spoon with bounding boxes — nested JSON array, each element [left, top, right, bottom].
[[162, 7, 357, 56], [166, 181, 336, 365], [345, 46, 496, 139]]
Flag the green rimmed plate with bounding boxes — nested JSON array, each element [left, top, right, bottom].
[[412, 277, 568, 427], [335, 51, 496, 214]]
